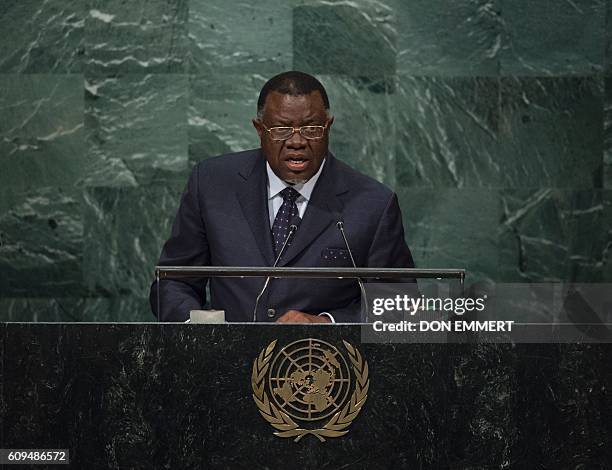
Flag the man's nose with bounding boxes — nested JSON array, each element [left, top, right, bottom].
[[286, 128, 307, 147]]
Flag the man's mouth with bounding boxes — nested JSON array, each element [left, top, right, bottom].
[[284, 155, 309, 171]]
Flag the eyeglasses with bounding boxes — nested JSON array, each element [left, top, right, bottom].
[[261, 123, 328, 141]]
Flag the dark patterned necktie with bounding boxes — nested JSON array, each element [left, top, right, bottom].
[[272, 187, 301, 256]]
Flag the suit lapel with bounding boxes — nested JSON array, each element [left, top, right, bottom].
[[237, 152, 275, 266], [279, 154, 347, 267]]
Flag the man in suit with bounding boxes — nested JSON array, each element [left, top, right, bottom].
[[150, 71, 414, 322]]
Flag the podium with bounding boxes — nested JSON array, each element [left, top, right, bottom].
[[2, 323, 610, 468]]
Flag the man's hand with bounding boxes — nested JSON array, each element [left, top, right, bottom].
[[276, 310, 331, 323]]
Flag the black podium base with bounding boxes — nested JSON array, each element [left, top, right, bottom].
[[2, 324, 610, 469]]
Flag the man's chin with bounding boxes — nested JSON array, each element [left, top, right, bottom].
[[284, 176, 309, 184], [281, 169, 312, 185], [281, 162, 312, 184]]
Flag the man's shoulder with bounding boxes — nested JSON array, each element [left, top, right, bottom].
[[331, 155, 394, 198], [194, 148, 261, 173]]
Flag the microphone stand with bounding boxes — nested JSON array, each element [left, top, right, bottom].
[[252, 224, 298, 322], [337, 221, 369, 321]]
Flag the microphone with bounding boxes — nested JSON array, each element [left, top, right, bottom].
[[336, 221, 369, 321], [252, 224, 298, 322]]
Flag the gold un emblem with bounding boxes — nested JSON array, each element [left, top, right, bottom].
[[251, 338, 369, 442]]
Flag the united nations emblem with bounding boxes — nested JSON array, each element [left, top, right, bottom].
[[251, 338, 369, 442]]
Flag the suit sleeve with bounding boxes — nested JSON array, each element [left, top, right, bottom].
[[327, 192, 415, 323], [366, 192, 415, 269], [149, 164, 210, 321]]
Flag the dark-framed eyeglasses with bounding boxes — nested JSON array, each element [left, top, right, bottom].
[[261, 123, 328, 141]]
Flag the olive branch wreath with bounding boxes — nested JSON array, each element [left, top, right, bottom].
[[251, 339, 369, 442]]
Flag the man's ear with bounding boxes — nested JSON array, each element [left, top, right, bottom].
[[327, 115, 334, 129], [252, 119, 263, 138]]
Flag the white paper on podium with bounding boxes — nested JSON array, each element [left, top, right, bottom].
[[189, 310, 225, 324]]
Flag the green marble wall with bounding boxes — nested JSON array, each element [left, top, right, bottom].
[[0, 0, 610, 321]]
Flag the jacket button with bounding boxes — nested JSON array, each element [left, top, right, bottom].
[[267, 308, 276, 318]]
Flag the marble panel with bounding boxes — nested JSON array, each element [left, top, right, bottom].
[[0, 296, 151, 323], [604, 75, 612, 188], [0, 74, 88, 299], [293, 2, 396, 78], [498, 189, 609, 282], [189, 0, 295, 75], [0, 323, 4, 447], [322, 75, 398, 186], [85, 0, 188, 74], [395, 76, 500, 188], [602, 191, 612, 281], [84, 74, 188, 186], [393, 0, 502, 76], [82, 181, 184, 304], [447, 344, 517, 467], [607, 0, 612, 74], [0, 0, 84, 73], [188, 74, 262, 164], [498, 76, 603, 189], [0, 189, 84, 298], [0, 74, 86, 213], [396, 188, 500, 285], [499, 0, 605, 75], [509, 344, 611, 466]]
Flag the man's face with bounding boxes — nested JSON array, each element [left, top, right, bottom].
[[253, 91, 333, 184]]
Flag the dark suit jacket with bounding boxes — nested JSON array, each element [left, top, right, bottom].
[[150, 149, 414, 322]]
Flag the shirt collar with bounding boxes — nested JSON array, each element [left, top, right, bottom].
[[266, 157, 326, 201]]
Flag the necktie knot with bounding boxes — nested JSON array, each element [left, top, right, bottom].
[[280, 187, 300, 203]]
